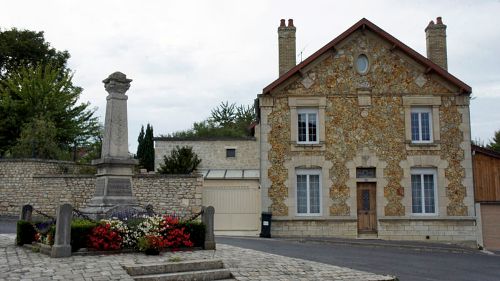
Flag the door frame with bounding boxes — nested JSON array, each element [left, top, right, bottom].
[[356, 182, 378, 234]]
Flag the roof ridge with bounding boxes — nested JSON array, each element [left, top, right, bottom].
[[262, 18, 471, 95]]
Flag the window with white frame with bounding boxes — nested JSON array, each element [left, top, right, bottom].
[[411, 107, 433, 143], [297, 108, 318, 144], [296, 169, 321, 215], [411, 168, 437, 215]]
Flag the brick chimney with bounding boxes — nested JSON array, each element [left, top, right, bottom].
[[425, 17, 447, 70], [278, 19, 296, 76]]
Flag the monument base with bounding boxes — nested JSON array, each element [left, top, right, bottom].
[[81, 204, 148, 220]]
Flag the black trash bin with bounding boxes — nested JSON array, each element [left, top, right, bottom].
[[259, 212, 272, 238]]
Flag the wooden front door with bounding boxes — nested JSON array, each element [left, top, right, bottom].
[[357, 182, 377, 233]]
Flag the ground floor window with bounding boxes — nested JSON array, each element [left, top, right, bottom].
[[411, 168, 437, 215], [296, 169, 321, 215]]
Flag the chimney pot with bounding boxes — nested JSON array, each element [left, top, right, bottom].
[[436, 17, 443, 24], [280, 19, 286, 27], [288, 19, 294, 27]]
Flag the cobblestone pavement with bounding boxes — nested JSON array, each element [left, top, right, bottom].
[[0, 234, 394, 281]]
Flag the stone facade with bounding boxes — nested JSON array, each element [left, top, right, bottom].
[[258, 19, 475, 242], [154, 137, 259, 171], [0, 159, 202, 217]]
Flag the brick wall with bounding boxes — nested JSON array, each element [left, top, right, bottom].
[[0, 159, 202, 217]]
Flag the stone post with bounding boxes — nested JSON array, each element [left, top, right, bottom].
[[202, 206, 216, 250], [51, 203, 72, 258], [19, 204, 33, 222], [83, 72, 141, 219]]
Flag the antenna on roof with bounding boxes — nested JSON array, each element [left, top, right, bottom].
[[297, 45, 307, 63]]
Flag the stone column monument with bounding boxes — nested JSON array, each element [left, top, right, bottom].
[[83, 72, 141, 219]]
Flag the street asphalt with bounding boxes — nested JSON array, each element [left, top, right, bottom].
[[216, 236, 500, 281]]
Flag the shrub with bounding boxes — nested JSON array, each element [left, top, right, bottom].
[[16, 220, 36, 246], [157, 146, 201, 174], [71, 219, 98, 252], [88, 223, 122, 251], [179, 221, 205, 248]]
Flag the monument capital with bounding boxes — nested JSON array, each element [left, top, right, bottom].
[[103, 71, 132, 94]]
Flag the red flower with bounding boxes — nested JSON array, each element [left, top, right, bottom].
[[88, 224, 122, 251]]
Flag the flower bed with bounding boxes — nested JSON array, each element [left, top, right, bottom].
[[18, 214, 205, 256]]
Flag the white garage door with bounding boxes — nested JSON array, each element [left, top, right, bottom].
[[481, 204, 500, 251], [202, 179, 260, 236]]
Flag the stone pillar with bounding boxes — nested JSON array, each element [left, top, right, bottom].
[[278, 19, 296, 76], [425, 17, 447, 70], [202, 206, 216, 250], [83, 72, 140, 219], [19, 204, 33, 222], [51, 203, 72, 258]]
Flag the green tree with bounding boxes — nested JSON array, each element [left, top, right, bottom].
[[10, 116, 63, 159], [488, 130, 500, 152], [167, 102, 256, 138], [143, 124, 155, 171], [0, 63, 99, 157], [136, 125, 145, 161], [0, 28, 69, 80], [158, 146, 201, 174]]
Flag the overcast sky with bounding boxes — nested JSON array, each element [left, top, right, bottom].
[[1, 0, 499, 152]]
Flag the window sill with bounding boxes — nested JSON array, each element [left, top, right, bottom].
[[290, 142, 325, 152], [406, 142, 441, 151]]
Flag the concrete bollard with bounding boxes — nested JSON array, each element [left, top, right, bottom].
[[20, 204, 33, 222], [202, 206, 216, 250], [51, 203, 73, 258]]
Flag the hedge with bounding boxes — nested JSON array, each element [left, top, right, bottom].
[[16, 220, 36, 246]]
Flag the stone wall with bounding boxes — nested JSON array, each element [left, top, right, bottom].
[[378, 219, 476, 242], [0, 159, 203, 217], [272, 220, 357, 238], [154, 138, 259, 171]]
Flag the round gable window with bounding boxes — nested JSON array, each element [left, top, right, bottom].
[[356, 54, 369, 74]]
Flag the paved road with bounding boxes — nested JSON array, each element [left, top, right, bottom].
[[216, 236, 500, 281], [0, 217, 16, 234]]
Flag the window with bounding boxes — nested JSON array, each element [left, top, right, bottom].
[[226, 148, 236, 158], [296, 169, 321, 215], [411, 168, 437, 215], [356, 54, 369, 74], [411, 107, 433, 143], [297, 109, 318, 144]]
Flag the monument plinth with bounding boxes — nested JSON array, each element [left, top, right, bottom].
[[83, 72, 142, 219]]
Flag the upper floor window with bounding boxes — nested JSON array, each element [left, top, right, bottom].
[[297, 108, 318, 144], [411, 107, 433, 143], [226, 148, 236, 158], [296, 169, 321, 215], [411, 168, 437, 215]]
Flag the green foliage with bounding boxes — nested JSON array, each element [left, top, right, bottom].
[[143, 124, 155, 171], [16, 220, 36, 246], [10, 116, 64, 159], [0, 28, 100, 158], [0, 28, 69, 80], [136, 125, 145, 162], [167, 102, 256, 138], [136, 124, 154, 171], [71, 219, 99, 252], [179, 221, 205, 248], [158, 146, 201, 174], [488, 130, 500, 152]]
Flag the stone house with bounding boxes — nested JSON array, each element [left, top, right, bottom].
[[256, 18, 476, 242]]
